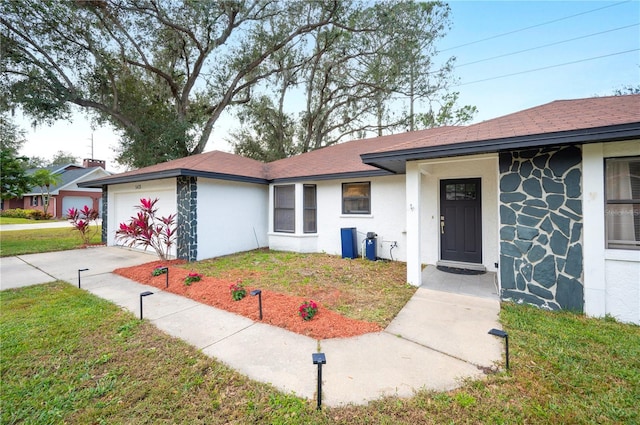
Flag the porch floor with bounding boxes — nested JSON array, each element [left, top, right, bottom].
[[421, 265, 499, 300]]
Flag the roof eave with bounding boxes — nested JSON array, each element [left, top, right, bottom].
[[78, 168, 269, 188], [361, 122, 640, 173]]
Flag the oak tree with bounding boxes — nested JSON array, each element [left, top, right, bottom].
[[1, 0, 341, 168]]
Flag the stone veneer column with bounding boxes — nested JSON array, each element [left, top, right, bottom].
[[176, 176, 197, 261], [499, 145, 584, 311], [101, 186, 108, 244]]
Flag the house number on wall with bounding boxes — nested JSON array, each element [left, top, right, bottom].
[[135, 184, 142, 190]]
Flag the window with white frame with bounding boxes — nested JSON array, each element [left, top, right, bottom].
[[31, 196, 39, 207], [303, 184, 317, 233], [605, 156, 640, 249], [274, 185, 295, 233], [342, 182, 370, 214]]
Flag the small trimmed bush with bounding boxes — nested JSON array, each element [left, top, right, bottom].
[[26, 210, 52, 220], [1, 209, 52, 220]]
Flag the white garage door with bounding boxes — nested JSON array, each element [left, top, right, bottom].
[[111, 190, 176, 253], [62, 196, 93, 217]]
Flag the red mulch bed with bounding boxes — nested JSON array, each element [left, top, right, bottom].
[[113, 260, 381, 340]]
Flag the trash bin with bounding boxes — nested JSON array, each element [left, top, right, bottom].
[[365, 232, 377, 261], [341, 227, 357, 259]]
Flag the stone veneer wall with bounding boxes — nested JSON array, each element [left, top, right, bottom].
[[499, 145, 584, 311], [176, 176, 197, 261], [101, 186, 108, 244]]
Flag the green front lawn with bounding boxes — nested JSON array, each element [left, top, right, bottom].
[[0, 217, 51, 225], [0, 226, 102, 257], [2, 282, 639, 424]]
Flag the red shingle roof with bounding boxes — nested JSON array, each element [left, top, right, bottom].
[[370, 95, 640, 154], [103, 150, 268, 180], [84, 95, 640, 187], [266, 126, 458, 180]]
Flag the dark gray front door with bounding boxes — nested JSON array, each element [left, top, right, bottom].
[[440, 178, 482, 264]]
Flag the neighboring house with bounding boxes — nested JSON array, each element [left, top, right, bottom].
[[81, 95, 640, 325], [2, 159, 111, 218]]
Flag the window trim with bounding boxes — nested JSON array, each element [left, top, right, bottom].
[[342, 181, 371, 215], [604, 156, 640, 250], [274, 184, 295, 233], [303, 184, 317, 234]]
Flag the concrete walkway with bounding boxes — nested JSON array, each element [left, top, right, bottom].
[[0, 247, 503, 407]]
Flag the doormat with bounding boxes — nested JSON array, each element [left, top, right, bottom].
[[437, 265, 486, 275]]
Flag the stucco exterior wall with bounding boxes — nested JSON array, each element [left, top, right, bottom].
[[106, 179, 177, 257], [197, 178, 268, 261], [583, 140, 640, 325], [268, 175, 408, 261]]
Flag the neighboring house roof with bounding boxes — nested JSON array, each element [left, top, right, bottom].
[[80, 94, 640, 188], [362, 95, 640, 173], [26, 166, 110, 195]]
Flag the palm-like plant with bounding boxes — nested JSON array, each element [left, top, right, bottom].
[[30, 169, 62, 217]]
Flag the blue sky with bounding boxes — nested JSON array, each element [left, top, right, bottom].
[[440, 0, 639, 121], [17, 1, 640, 171]]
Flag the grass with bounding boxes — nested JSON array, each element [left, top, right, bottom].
[[0, 226, 102, 257], [0, 282, 323, 424], [2, 283, 639, 424], [185, 249, 415, 326], [0, 217, 41, 225]]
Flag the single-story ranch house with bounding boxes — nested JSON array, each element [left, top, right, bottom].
[[82, 95, 640, 325]]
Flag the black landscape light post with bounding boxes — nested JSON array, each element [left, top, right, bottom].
[[78, 268, 89, 288], [159, 267, 169, 288], [312, 352, 327, 410], [250, 289, 263, 320], [488, 328, 509, 370], [140, 291, 154, 320]]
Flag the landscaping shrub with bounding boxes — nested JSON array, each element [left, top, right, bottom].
[[1, 209, 54, 220], [67, 205, 100, 245], [1, 208, 39, 218], [115, 198, 176, 260], [26, 210, 52, 220]]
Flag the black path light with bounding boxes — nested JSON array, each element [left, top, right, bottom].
[[312, 352, 327, 410], [488, 328, 509, 370], [159, 267, 169, 288], [77, 268, 89, 288], [250, 289, 263, 320], [140, 291, 154, 320]]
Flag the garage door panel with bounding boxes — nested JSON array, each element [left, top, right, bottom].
[[110, 191, 176, 254], [62, 196, 93, 217]]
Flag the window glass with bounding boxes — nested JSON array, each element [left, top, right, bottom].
[[342, 182, 370, 214], [605, 157, 640, 249], [445, 183, 477, 200], [274, 185, 295, 233], [303, 185, 317, 233]]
